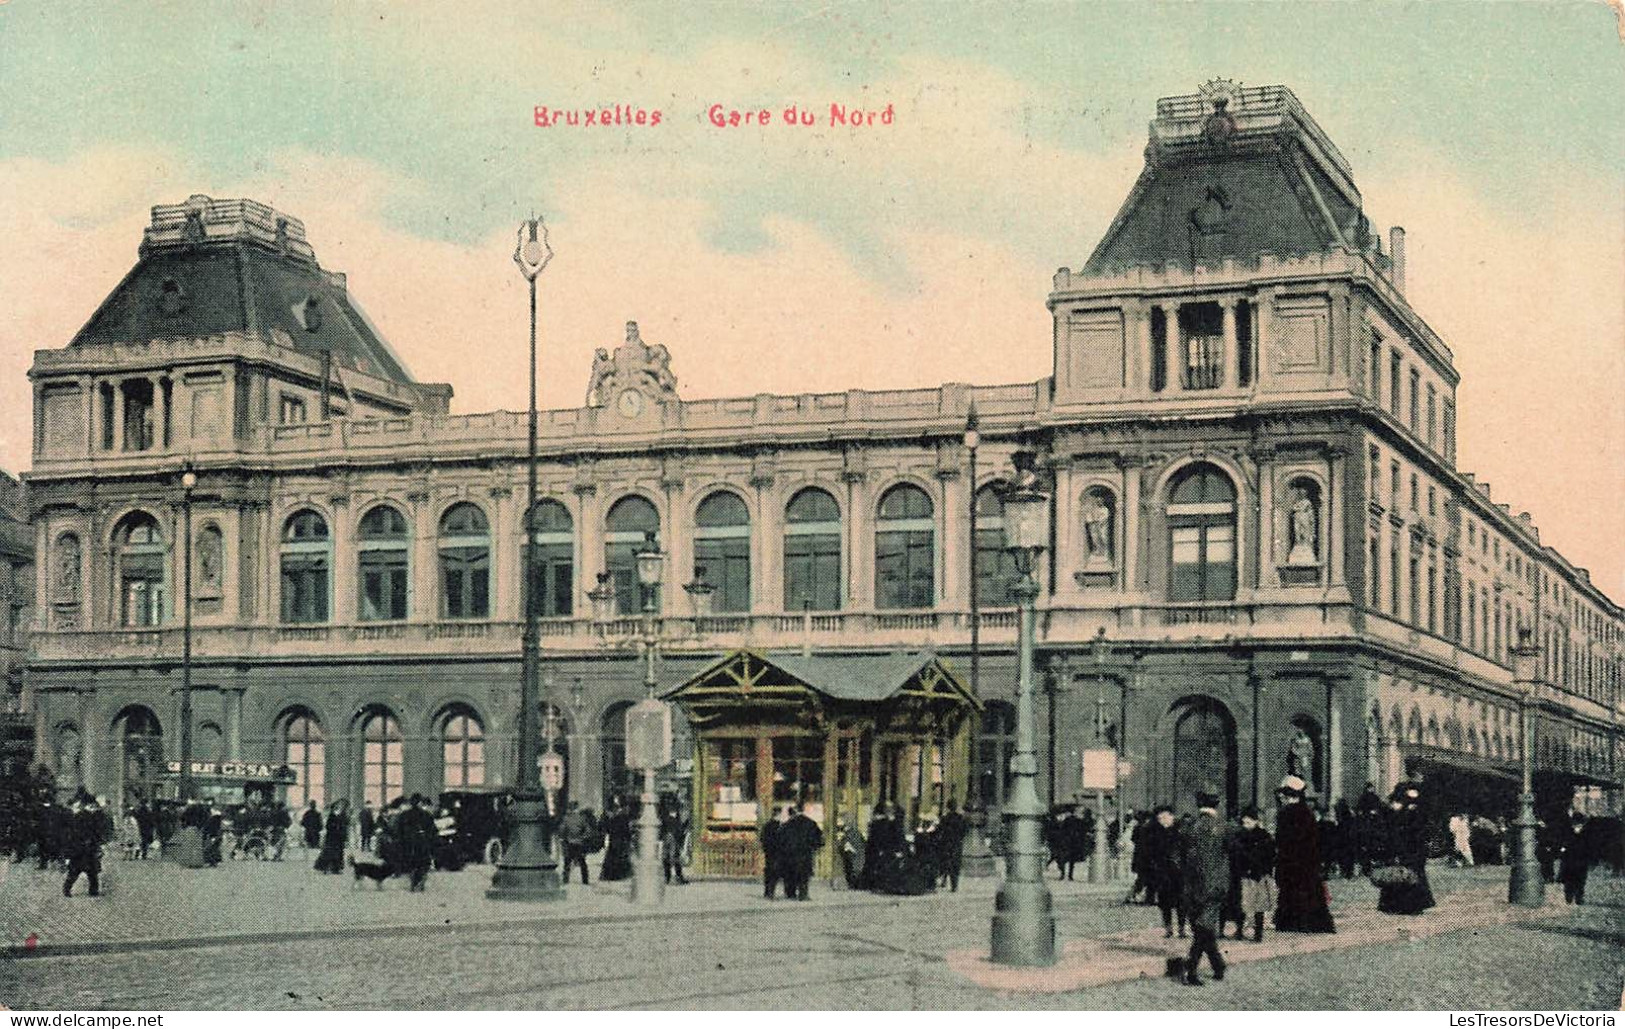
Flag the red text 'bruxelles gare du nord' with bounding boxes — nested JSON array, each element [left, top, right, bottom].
[[532, 102, 897, 128]]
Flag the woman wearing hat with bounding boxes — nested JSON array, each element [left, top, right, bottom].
[[1273, 775, 1336, 932], [1374, 782, 1435, 915]]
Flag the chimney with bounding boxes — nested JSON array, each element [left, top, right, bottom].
[[1389, 226, 1407, 293]]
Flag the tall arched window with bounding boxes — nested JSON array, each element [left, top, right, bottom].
[[527, 499, 574, 617], [439, 503, 490, 619], [605, 496, 660, 615], [1167, 464, 1237, 602], [114, 512, 166, 627], [601, 701, 634, 806], [440, 707, 486, 789], [783, 487, 842, 612], [359, 707, 404, 807], [281, 710, 325, 809], [875, 484, 935, 610], [694, 491, 750, 613], [973, 483, 1019, 606], [280, 510, 330, 624], [975, 700, 1017, 811], [358, 505, 409, 621]]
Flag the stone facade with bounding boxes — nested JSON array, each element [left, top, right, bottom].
[[20, 85, 1625, 827]]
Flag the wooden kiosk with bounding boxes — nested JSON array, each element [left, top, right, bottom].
[[663, 650, 980, 880]]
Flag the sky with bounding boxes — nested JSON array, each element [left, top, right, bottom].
[[0, 1, 1621, 598]]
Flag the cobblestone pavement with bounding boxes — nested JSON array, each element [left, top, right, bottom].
[[1, 856, 1619, 1010]]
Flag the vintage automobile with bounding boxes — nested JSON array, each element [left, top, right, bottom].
[[437, 787, 515, 866]]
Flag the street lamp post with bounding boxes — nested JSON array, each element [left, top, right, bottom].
[[488, 216, 564, 902], [1509, 627, 1545, 908], [961, 406, 997, 877], [990, 449, 1056, 968], [178, 464, 197, 804], [1088, 628, 1111, 884], [630, 534, 668, 906]]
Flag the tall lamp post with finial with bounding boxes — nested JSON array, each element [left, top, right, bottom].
[[989, 448, 1056, 967], [488, 216, 564, 901], [178, 462, 197, 805], [1508, 627, 1545, 908]]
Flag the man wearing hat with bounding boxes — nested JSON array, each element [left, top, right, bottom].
[[1177, 789, 1232, 986], [396, 793, 438, 892], [1273, 775, 1336, 933]]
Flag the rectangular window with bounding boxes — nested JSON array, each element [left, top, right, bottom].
[[442, 547, 490, 619], [1369, 534, 1382, 608], [695, 536, 751, 613], [1443, 401, 1456, 460], [1369, 335, 1383, 404], [876, 530, 935, 609], [1427, 560, 1438, 633], [1150, 307, 1168, 393], [972, 529, 1021, 607], [527, 543, 573, 617], [1428, 487, 1437, 518], [1390, 540, 1401, 615], [1409, 368, 1420, 430], [360, 551, 408, 621], [279, 395, 308, 425], [1389, 352, 1402, 418], [1468, 588, 1477, 651], [1410, 473, 1419, 511], [1409, 554, 1421, 625], [280, 557, 329, 624], [706, 738, 759, 825], [1426, 386, 1438, 447], [1170, 523, 1235, 602], [1389, 461, 1400, 504]]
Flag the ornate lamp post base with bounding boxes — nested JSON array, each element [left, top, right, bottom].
[[1507, 794, 1545, 908], [487, 793, 564, 901]]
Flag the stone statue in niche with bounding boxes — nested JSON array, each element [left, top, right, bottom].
[[1287, 728, 1316, 792], [196, 527, 223, 596], [1081, 490, 1114, 567], [54, 535, 81, 604], [1286, 484, 1319, 566]]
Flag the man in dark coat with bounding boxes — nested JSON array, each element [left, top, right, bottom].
[[300, 800, 322, 849], [780, 805, 824, 900], [936, 801, 968, 892], [1142, 806, 1185, 937], [1273, 776, 1336, 932], [559, 801, 594, 885], [37, 798, 65, 870], [1177, 791, 1232, 986], [396, 794, 438, 891], [1557, 811, 1591, 905], [1354, 782, 1385, 876], [658, 790, 690, 885], [62, 793, 106, 898], [358, 801, 377, 853], [760, 805, 789, 899]]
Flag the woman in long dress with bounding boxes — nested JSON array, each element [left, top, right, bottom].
[[599, 796, 633, 881], [1273, 776, 1336, 932], [314, 799, 349, 874], [1375, 782, 1435, 915]]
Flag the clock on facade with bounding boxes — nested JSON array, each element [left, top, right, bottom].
[[617, 388, 645, 418]]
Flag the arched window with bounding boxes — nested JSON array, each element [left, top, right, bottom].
[[280, 511, 330, 624], [114, 512, 166, 627], [281, 710, 325, 810], [783, 487, 841, 612], [1167, 465, 1236, 602], [973, 484, 1019, 606], [605, 496, 660, 615], [359, 707, 404, 808], [439, 503, 490, 619], [527, 499, 574, 617], [601, 701, 635, 806], [875, 484, 935, 610], [441, 708, 486, 789], [975, 700, 1017, 811], [358, 505, 409, 621], [694, 491, 750, 613], [116, 706, 163, 807]]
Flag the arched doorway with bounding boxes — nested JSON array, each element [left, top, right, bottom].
[[114, 706, 164, 808], [1168, 696, 1237, 814]]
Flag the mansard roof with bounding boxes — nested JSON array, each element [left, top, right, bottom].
[[68, 195, 418, 386], [1084, 82, 1372, 276]]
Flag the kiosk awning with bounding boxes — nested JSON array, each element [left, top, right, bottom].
[[663, 649, 979, 726]]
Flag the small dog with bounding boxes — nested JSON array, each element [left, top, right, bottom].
[[349, 853, 393, 889]]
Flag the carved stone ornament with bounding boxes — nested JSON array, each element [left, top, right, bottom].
[[586, 321, 680, 410]]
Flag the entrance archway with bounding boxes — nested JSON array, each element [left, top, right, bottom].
[[1168, 696, 1238, 814], [114, 705, 164, 808]]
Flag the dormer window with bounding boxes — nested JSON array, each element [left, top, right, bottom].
[[157, 278, 187, 317], [298, 296, 322, 332]]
